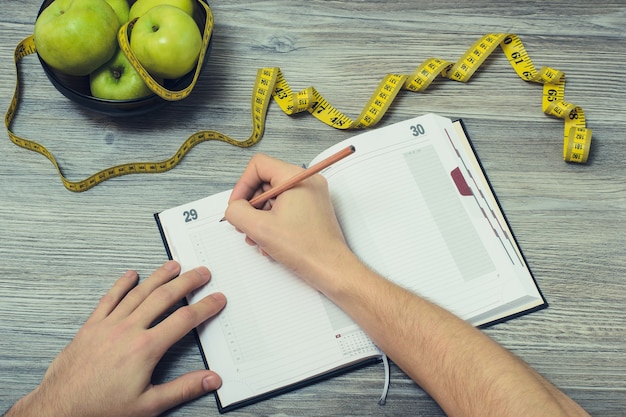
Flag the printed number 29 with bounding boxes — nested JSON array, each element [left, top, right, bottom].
[[410, 124, 425, 137], [184, 209, 198, 223]]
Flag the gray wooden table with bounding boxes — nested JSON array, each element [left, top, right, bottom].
[[1, 1, 625, 416]]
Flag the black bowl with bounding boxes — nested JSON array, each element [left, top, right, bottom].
[[36, 0, 213, 117]]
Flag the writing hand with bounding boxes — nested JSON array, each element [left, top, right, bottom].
[[225, 153, 352, 295]]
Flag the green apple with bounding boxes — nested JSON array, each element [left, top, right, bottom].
[[104, 0, 130, 27], [130, 4, 202, 79], [89, 48, 156, 100], [129, 0, 195, 20], [34, 0, 119, 76]]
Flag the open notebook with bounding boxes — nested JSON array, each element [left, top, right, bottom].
[[155, 113, 547, 412]]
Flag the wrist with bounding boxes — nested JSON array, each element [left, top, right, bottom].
[[5, 385, 69, 417], [311, 244, 377, 304], [4, 390, 43, 417]]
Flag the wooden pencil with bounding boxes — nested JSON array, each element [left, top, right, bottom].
[[248, 145, 356, 208]]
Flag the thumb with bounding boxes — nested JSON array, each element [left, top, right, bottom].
[[141, 371, 222, 415]]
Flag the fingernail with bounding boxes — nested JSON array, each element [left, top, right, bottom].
[[122, 270, 137, 278], [121, 270, 139, 286], [163, 260, 179, 271], [194, 266, 211, 281], [202, 373, 221, 391], [210, 292, 227, 304]]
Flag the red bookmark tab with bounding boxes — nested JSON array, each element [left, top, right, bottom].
[[451, 167, 472, 196]]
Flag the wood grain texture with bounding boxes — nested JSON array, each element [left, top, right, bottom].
[[1, 1, 625, 416]]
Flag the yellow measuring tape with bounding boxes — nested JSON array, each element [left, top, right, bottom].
[[5, 24, 592, 192]]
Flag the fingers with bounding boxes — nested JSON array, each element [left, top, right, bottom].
[[87, 269, 139, 323], [228, 153, 303, 203], [99, 261, 224, 337], [107, 260, 181, 322], [224, 198, 268, 235], [140, 370, 222, 416], [151, 291, 227, 353], [131, 266, 217, 329]]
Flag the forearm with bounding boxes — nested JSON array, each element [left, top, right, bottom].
[[225, 155, 588, 416], [320, 250, 589, 417]]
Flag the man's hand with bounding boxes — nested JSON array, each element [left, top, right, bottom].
[[225, 153, 352, 295], [6, 261, 226, 417]]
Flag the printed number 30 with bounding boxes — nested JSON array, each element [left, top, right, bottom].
[[410, 124, 425, 137], [184, 209, 198, 223]]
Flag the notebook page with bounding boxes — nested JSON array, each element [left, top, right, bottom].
[[157, 192, 380, 409], [310, 114, 538, 323], [449, 123, 535, 278]]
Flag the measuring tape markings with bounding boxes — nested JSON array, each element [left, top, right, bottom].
[[5, 29, 592, 192]]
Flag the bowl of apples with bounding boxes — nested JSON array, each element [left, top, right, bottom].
[[35, 0, 213, 117]]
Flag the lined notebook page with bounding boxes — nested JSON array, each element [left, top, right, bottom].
[[309, 114, 542, 324], [157, 193, 379, 409]]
